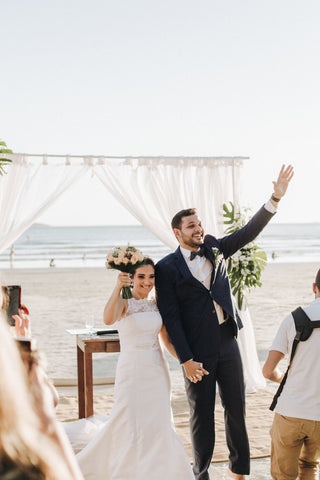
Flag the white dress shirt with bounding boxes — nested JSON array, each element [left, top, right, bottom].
[[264, 199, 278, 214], [180, 246, 226, 324]]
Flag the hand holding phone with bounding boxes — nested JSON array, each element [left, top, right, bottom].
[[14, 305, 31, 337], [2, 285, 21, 326]]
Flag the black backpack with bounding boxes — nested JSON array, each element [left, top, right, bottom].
[[270, 307, 320, 411]]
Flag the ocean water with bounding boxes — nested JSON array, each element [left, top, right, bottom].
[[1, 222, 320, 269]]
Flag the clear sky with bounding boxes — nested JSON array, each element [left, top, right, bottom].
[[1, 0, 319, 225]]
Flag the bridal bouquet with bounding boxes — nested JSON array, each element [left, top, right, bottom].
[[105, 245, 146, 299]]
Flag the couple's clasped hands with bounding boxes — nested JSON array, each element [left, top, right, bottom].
[[183, 359, 209, 383]]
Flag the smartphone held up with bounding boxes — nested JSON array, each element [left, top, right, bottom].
[[2, 285, 21, 326]]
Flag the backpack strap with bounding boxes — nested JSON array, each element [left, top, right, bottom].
[[269, 307, 320, 411], [293, 307, 320, 341]]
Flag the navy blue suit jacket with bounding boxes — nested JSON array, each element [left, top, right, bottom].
[[155, 205, 274, 364]]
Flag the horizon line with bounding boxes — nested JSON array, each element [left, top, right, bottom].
[[34, 221, 320, 228]]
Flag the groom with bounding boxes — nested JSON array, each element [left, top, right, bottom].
[[155, 165, 294, 480]]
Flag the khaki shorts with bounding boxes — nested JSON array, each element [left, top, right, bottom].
[[270, 413, 320, 480]]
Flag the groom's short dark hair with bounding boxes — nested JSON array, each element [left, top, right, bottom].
[[171, 208, 197, 230]]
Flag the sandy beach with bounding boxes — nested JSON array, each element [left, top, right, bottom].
[[2, 261, 318, 379], [2, 261, 319, 478]]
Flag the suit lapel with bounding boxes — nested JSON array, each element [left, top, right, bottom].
[[173, 247, 192, 279], [174, 247, 210, 291], [203, 244, 216, 286], [204, 243, 215, 264]]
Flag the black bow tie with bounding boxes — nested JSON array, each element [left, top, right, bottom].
[[190, 246, 205, 261]]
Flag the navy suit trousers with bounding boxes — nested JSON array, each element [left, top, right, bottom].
[[183, 320, 250, 480]]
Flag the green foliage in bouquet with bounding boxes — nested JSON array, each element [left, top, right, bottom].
[[106, 245, 146, 299], [223, 201, 267, 310], [0, 139, 13, 175]]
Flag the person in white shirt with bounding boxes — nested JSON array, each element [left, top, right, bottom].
[[263, 268, 320, 480]]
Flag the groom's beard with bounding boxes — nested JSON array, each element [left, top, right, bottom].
[[180, 232, 204, 249]]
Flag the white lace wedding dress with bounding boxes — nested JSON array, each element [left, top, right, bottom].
[[75, 297, 194, 480]]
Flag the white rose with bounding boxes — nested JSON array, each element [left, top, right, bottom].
[[232, 251, 241, 262]]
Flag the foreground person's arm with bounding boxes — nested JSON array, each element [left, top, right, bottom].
[[29, 361, 84, 480]]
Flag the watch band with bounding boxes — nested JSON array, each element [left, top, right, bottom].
[[271, 194, 281, 203]]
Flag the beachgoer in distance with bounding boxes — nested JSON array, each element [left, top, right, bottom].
[[76, 257, 195, 480], [10, 244, 14, 266], [155, 165, 294, 480]]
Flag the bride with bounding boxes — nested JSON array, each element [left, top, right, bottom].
[[76, 257, 194, 480]]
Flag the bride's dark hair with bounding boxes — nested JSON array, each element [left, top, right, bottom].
[[131, 257, 155, 277], [143, 257, 155, 268]]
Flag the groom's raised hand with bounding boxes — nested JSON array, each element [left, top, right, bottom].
[[183, 359, 209, 383], [272, 164, 294, 200]]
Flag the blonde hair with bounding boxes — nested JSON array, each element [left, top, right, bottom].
[[0, 311, 71, 479]]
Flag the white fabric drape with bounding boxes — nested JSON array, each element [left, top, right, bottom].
[[93, 157, 243, 248], [0, 154, 265, 391], [0, 154, 89, 253], [93, 156, 265, 392], [238, 309, 266, 392]]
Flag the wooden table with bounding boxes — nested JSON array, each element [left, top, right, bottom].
[[76, 334, 120, 418]]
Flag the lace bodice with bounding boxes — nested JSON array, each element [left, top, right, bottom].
[[118, 297, 162, 351], [125, 297, 159, 316]]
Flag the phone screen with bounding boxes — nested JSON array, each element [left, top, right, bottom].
[[3, 285, 21, 326]]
